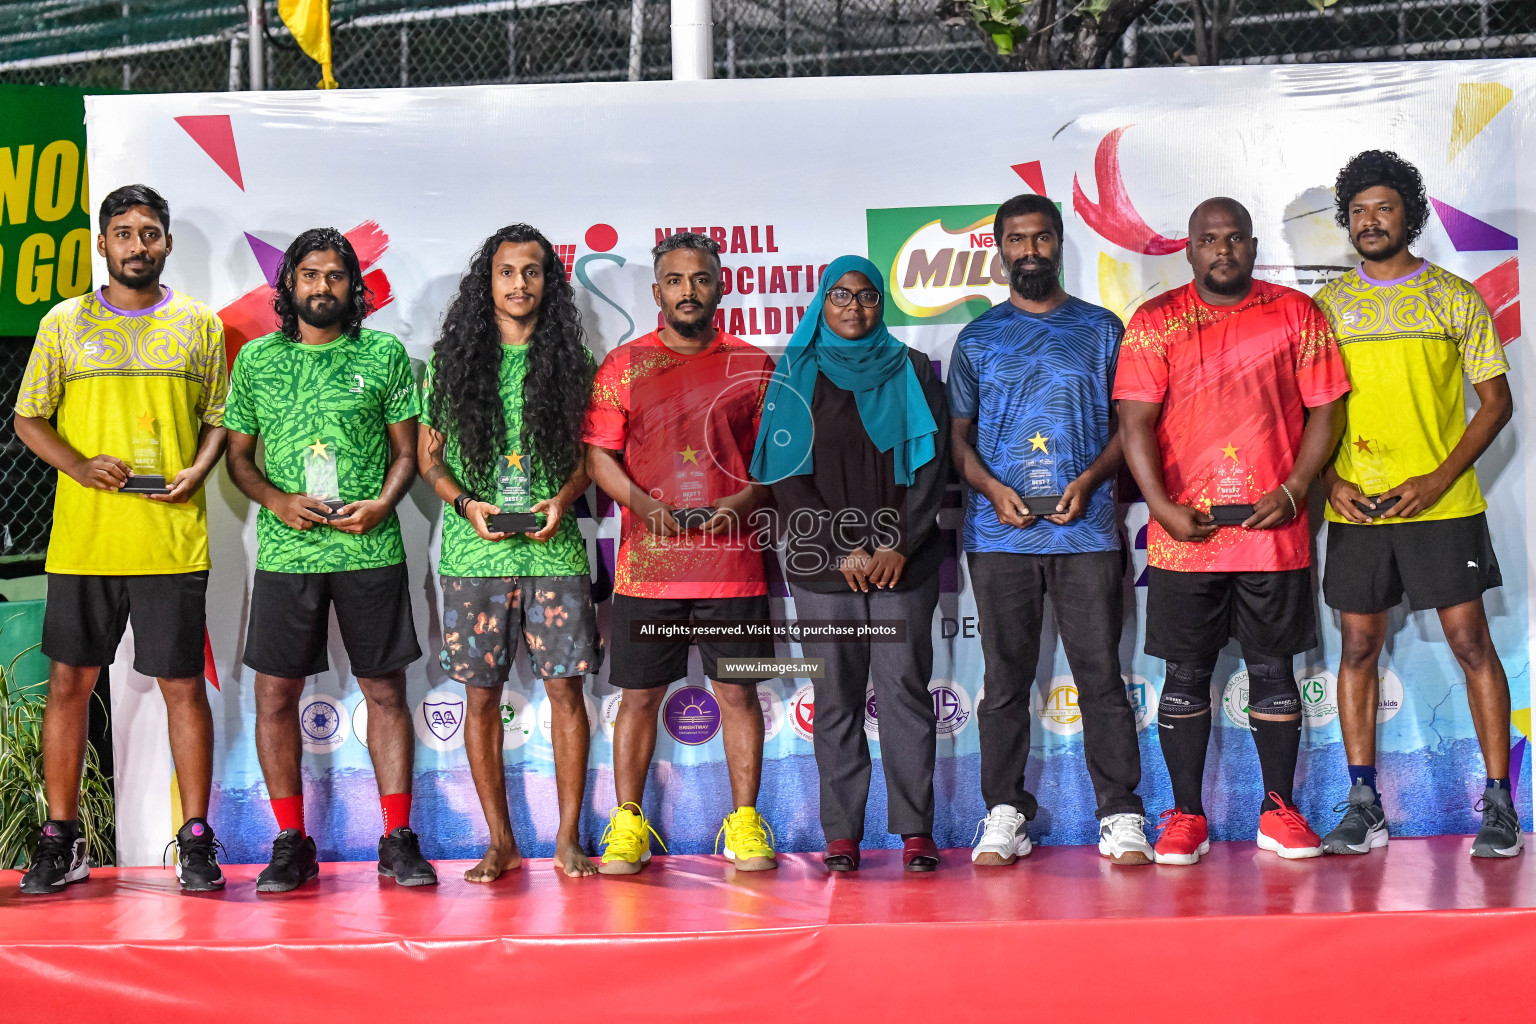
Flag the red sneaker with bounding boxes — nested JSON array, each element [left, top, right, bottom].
[[823, 839, 860, 872], [1153, 809, 1209, 866], [1257, 793, 1323, 860]]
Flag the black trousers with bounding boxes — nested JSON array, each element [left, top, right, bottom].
[[790, 574, 941, 842], [968, 550, 1144, 820]]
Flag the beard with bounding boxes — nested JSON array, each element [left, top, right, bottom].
[[1009, 254, 1059, 301], [108, 253, 163, 289], [1201, 268, 1252, 296], [1352, 229, 1405, 262], [297, 293, 347, 329], [666, 303, 717, 338]]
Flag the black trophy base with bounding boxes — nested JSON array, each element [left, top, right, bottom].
[[1355, 495, 1401, 519], [318, 499, 348, 521], [487, 511, 544, 533], [1210, 503, 1255, 526], [1021, 494, 1064, 516], [673, 507, 717, 531], [120, 474, 171, 495]]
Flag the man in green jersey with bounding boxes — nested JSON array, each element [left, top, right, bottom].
[[420, 224, 602, 880], [226, 228, 435, 890]]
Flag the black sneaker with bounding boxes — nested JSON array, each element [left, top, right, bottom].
[[256, 828, 320, 892], [19, 819, 89, 895], [1321, 785, 1389, 855], [1472, 786, 1525, 859], [378, 827, 438, 886], [173, 818, 226, 891]]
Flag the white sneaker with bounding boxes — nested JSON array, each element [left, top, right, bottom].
[[1098, 813, 1155, 865], [971, 804, 1031, 865]]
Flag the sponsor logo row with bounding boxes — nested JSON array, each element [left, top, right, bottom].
[[296, 667, 1406, 754]]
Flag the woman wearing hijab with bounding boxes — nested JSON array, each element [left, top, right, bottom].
[[752, 255, 951, 872]]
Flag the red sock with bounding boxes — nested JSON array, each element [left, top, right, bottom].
[[270, 794, 305, 836], [380, 792, 411, 835]]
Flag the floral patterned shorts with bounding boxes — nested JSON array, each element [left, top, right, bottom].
[[439, 575, 603, 687]]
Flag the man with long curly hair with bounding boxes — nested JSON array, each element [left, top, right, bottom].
[[225, 227, 435, 890], [584, 232, 778, 874], [418, 224, 603, 880], [1315, 151, 1520, 859]]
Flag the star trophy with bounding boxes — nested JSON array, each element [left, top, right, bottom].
[[1351, 435, 1400, 518], [1019, 431, 1064, 517], [1209, 441, 1254, 525], [671, 443, 715, 531], [119, 412, 171, 494], [302, 439, 347, 521], [486, 450, 543, 533]]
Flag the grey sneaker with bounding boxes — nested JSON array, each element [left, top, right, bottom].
[[1471, 786, 1524, 859], [1321, 785, 1388, 855]]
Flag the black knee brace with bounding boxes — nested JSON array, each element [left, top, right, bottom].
[[1244, 651, 1300, 717], [1159, 655, 1216, 716]]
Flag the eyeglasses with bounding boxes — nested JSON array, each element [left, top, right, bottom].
[[826, 287, 881, 309]]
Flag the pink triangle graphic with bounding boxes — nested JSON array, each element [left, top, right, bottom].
[[174, 115, 244, 190], [1430, 197, 1516, 252], [244, 233, 286, 287]]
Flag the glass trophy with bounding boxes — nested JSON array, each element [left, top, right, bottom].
[[671, 444, 714, 530], [487, 450, 541, 533], [1351, 436, 1398, 518], [1209, 441, 1253, 525], [120, 412, 170, 494], [302, 438, 346, 519], [1018, 431, 1063, 516]]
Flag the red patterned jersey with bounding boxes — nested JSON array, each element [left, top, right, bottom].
[[1113, 281, 1349, 572]]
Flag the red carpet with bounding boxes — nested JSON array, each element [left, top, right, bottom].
[[2, 835, 1532, 1022]]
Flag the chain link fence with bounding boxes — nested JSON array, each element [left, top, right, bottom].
[[4, 0, 1526, 95], [0, 340, 53, 564]]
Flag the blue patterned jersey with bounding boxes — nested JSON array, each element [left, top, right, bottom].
[[947, 297, 1123, 555]]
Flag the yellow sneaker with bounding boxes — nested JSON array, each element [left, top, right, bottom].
[[599, 802, 665, 875], [716, 806, 778, 871]]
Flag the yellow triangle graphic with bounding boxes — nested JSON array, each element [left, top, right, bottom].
[[1098, 252, 1139, 324], [1513, 707, 1531, 741], [1448, 82, 1512, 162]]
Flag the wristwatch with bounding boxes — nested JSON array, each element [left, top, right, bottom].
[[453, 493, 473, 519]]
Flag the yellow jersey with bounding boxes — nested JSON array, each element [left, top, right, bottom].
[[1313, 262, 1507, 524], [14, 288, 228, 574]]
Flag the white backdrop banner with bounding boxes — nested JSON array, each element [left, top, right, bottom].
[[84, 61, 1536, 864]]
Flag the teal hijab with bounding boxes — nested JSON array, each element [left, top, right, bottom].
[[751, 254, 937, 487]]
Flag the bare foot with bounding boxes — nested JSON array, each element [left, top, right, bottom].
[[555, 838, 598, 878], [464, 843, 522, 883]]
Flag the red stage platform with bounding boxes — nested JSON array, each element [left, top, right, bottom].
[[3, 835, 1532, 1023]]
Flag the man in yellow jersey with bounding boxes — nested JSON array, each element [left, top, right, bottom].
[[12, 185, 229, 893], [1315, 151, 1519, 859]]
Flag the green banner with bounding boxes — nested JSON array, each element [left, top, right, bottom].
[[0, 85, 92, 336]]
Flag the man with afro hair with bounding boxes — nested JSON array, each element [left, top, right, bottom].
[[1314, 150, 1520, 859]]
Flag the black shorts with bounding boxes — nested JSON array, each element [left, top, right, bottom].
[[1324, 513, 1502, 614], [608, 593, 775, 689], [1145, 566, 1317, 663], [244, 563, 421, 679], [43, 571, 208, 678]]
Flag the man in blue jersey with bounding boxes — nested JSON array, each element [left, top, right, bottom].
[[949, 193, 1150, 867]]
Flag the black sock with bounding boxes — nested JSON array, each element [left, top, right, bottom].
[[1159, 710, 1211, 816], [1251, 717, 1302, 811]]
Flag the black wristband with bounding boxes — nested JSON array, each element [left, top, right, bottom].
[[453, 493, 473, 519]]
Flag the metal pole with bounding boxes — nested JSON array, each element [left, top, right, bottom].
[[628, 0, 645, 81], [670, 0, 712, 80], [229, 34, 244, 90], [247, 0, 266, 91], [400, 25, 410, 86], [507, 19, 517, 82]]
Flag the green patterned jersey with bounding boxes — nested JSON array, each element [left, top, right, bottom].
[[421, 345, 591, 578], [226, 328, 419, 572]]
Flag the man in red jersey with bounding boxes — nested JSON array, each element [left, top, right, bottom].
[[1116, 198, 1348, 865], [584, 232, 777, 874]]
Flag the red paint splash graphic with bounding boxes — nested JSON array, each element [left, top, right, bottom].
[[218, 221, 393, 366], [1072, 127, 1186, 256], [1474, 257, 1520, 345]]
